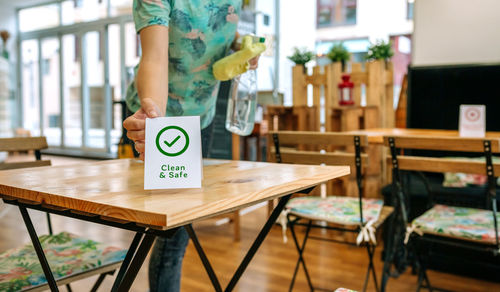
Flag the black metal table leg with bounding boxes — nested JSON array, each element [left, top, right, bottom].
[[90, 272, 109, 292], [116, 233, 156, 292], [187, 193, 293, 292], [110, 232, 144, 292], [186, 224, 223, 292], [225, 194, 293, 291], [18, 205, 60, 292]]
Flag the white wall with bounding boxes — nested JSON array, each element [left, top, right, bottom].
[[278, 0, 317, 105], [413, 0, 500, 66], [316, 0, 413, 43]]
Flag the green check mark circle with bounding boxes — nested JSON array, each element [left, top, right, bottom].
[[155, 125, 190, 157]]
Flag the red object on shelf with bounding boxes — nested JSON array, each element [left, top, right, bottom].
[[338, 74, 354, 106]]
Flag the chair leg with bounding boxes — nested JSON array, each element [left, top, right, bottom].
[[363, 261, 371, 292], [413, 239, 432, 292], [380, 219, 396, 292], [288, 219, 314, 292], [380, 209, 406, 292], [423, 271, 432, 292], [415, 266, 432, 292], [416, 268, 424, 292], [363, 244, 380, 292], [66, 284, 72, 292]]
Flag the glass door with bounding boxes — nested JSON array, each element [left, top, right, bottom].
[[41, 37, 61, 146], [61, 30, 111, 151], [18, 15, 134, 156], [62, 34, 82, 148], [21, 39, 40, 136], [82, 30, 107, 150]]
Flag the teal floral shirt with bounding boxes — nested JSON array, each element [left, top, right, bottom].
[[126, 0, 241, 128]]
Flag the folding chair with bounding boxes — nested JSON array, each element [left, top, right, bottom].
[[269, 131, 394, 292], [385, 135, 500, 291], [0, 137, 126, 292]]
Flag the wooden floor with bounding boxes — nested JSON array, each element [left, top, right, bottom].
[[1, 155, 500, 291]]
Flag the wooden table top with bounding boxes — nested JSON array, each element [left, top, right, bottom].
[[346, 128, 500, 144], [0, 159, 349, 229]]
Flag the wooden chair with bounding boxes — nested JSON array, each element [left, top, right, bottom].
[[384, 135, 500, 291], [269, 131, 393, 292], [0, 137, 127, 292]]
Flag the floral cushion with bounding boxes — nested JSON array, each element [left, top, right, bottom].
[[412, 204, 500, 243], [0, 232, 127, 291], [286, 196, 384, 225]]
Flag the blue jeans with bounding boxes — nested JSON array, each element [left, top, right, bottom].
[[149, 122, 214, 292]]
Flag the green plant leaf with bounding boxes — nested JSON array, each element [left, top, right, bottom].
[[327, 43, 351, 63], [287, 47, 315, 65], [365, 40, 394, 61]]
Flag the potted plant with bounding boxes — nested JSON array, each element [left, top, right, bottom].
[[0, 30, 10, 59], [327, 43, 350, 71], [365, 40, 394, 66], [287, 47, 315, 72]]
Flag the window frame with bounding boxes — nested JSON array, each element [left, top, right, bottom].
[[317, 0, 357, 29]]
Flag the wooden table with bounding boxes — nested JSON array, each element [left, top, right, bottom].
[[0, 159, 349, 292], [346, 128, 500, 144], [345, 128, 500, 186]]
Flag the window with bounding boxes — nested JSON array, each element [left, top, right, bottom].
[[407, 0, 414, 19], [19, 4, 60, 32], [315, 38, 369, 62], [61, 0, 108, 25], [16, 2, 141, 155], [110, 0, 133, 17], [317, 0, 357, 28]]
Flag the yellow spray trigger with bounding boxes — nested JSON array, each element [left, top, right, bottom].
[[213, 35, 266, 81]]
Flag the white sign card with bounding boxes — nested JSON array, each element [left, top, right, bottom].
[[144, 116, 202, 190], [459, 105, 486, 138]]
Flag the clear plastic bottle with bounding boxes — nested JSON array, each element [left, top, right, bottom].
[[225, 68, 257, 136]]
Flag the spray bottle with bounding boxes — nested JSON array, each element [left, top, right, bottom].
[[213, 35, 266, 136]]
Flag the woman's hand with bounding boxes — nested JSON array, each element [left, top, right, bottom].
[[249, 55, 260, 70], [123, 98, 162, 161], [231, 32, 261, 70]]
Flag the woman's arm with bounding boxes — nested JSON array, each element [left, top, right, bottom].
[[136, 25, 169, 115], [123, 25, 169, 160]]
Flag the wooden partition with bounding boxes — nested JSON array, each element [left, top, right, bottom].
[[293, 60, 394, 129], [266, 60, 393, 132], [264, 60, 393, 198]]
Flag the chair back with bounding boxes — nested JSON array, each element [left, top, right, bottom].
[[0, 137, 51, 170], [268, 131, 368, 169], [269, 131, 369, 224], [384, 135, 500, 247], [384, 135, 499, 181], [0, 137, 54, 234]]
